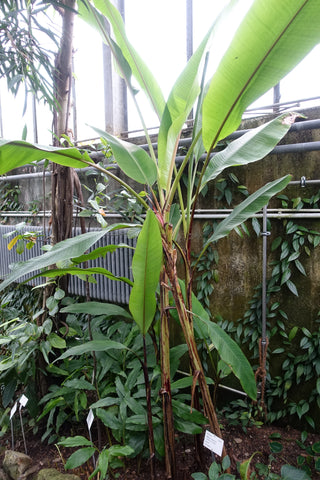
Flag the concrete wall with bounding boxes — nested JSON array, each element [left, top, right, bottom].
[[2, 107, 320, 326], [2, 106, 320, 424]]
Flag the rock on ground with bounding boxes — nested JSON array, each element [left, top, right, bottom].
[[1, 451, 81, 480], [3, 451, 32, 480], [33, 469, 81, 480]]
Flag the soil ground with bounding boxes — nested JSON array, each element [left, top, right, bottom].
[[1, 421, 319, 479]]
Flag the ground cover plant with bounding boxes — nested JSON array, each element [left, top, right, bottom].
[[1, 1, 320, 478]]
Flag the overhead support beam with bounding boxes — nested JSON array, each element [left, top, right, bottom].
[[102, 0, 128, 136]]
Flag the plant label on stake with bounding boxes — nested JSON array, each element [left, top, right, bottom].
[[10, 402, 18, 450], [19, 395, 28, 455], [86, 409, 96, 468], [203, 430, 224, 457], [19, 394, 28, 408]]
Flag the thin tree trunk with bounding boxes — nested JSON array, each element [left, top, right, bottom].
[[51, 0, 76, 249]]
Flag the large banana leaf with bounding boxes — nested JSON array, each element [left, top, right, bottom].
[[90, 126, 157, 186], [157, 24, 216, 191], [157, 1, 239, 191], [79, 0, 165, 119], [0, 225, 131, 292], [0, 139, 91, 174], [129, 210, 162, 335], [202, 0, 320, 151], [178, 279, 257, 400], [201, 113, 298, 190], [202, 175, 291, 250], [27, 266, 133, 286], [195, 316, 257, 400]]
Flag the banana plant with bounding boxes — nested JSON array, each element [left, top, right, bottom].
[[1, 0, 320, 477]]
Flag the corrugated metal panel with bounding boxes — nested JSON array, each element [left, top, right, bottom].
[[0, 225, 135, 304]]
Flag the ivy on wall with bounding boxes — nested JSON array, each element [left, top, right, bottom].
[[193, 183, 320, 429]]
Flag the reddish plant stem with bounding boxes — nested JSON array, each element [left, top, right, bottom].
[[160, 267, 176, 479], [142, 335, 156, 480], [162, 234, 227, 459]]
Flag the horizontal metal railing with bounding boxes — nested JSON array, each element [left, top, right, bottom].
[[0, 225, 135, 305]]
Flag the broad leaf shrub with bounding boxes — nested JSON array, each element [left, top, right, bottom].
[[0, 1, 320, 477]]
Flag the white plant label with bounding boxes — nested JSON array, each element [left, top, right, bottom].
[[19, 395, 28, 408], [87, 409, 94, 430], [10, 402, 17, 420], [203, 430, 224, 457]]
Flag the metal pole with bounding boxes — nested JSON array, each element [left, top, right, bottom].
[[102, 18, 113, 133], [273, 83, 281, 113], [186, 0, 193, 121], [261, 205, 269, 350], [32, 94, 38, 143], [72, 51, 78, 142], [186, 0, 193, 61], [118, 0, 128, 135]]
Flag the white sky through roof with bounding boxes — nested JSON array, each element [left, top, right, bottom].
[[0, 1, 319, 144]]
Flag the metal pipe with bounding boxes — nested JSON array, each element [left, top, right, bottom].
[[3, 208, 320, 220], [244, 95, 320, 113], [261, 205, 269, 352], [0, 172, 51, 181], [2, 116, 319, 182], [120, 97, 320, 137], [32, 95, 38, 144], [138, 117, 320, 152], [175, 139, 320, 164]]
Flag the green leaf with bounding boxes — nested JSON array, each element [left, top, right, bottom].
[[191, 474, 207, 480], [47, 333, 66, 349], [57, 339, 128, 361], [0, 230, 108, 292], [286, 279, 299, 296], [239, 452, 260, 480], [96, 408, 123, 430], [95, 448, 109, 479], [313, 441, 320, 454], [288, 251, 300, 262], [201, 114, 296, 189], [174, 418, 202, 435], [295, 259, 306, 276], [90, 126, 157, 185], [129, 210, 162, 334], [195, 315, 256, 400], [90, 397, 119, 409], [158, 21, 217, 190], [58, 436, 93, 448], [202, 1, 320, 150], [281, 269, 291, 285], [272, 236, 282, 251], [64, 379, 96, 391], [108, 445, 134, 458], [289, 326, 299, 342], [218, 475, 236, 480], [171, 375, 213, 390], [71, 244, 129, 264], [270, 441, 283, 453], [65, 447, 96, 470], [203, 176, 291, 247], [280, 465, 311, 480], [0, 139, 92, 175], [29, 266, 133, 286], [61, 301, 132, 319]]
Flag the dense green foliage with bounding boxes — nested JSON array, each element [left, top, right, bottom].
[[1, 1, 320, 478]]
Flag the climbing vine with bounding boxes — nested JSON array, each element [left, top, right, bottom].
[[193, 183, 320, 429]]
